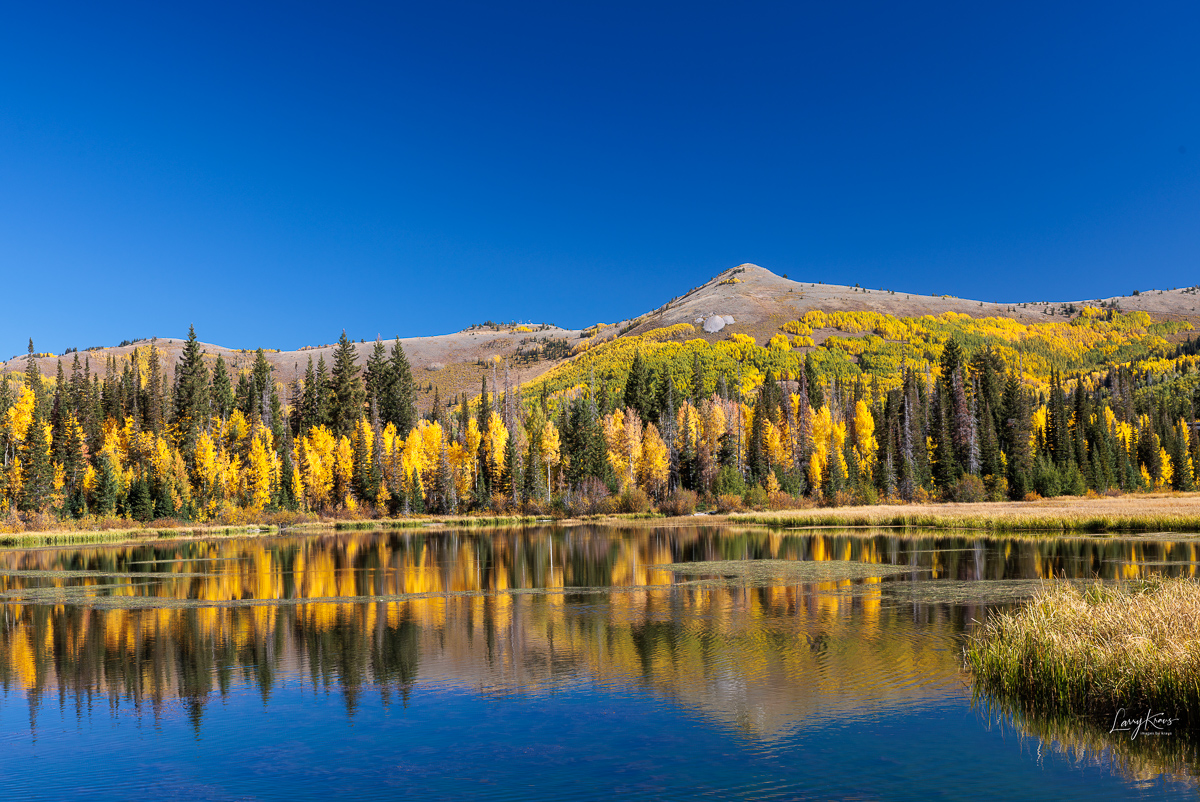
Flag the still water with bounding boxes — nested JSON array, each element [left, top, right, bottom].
[[1, 525, 1197, 800]]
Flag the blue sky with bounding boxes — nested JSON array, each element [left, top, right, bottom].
[[1, 2, 1197, 356]]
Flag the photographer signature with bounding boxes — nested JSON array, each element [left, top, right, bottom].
[[1109, 708, 1179, 739]]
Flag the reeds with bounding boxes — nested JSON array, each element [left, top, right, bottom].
[[735, 495, 1200, 534], [965, 577, 1200, 727]]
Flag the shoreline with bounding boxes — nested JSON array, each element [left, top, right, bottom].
[[2, 492, 1199, 549]]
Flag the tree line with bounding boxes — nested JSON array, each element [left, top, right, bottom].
[[1, 321, 1198, 523]]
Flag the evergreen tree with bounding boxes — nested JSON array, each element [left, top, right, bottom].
[[624, 350, 652, 422], [299, 357, 318, 434], [25, 338, 43, 409], [145, 341, 165, 434], [129, 473, 154, 522], [804, 354, 824, 409], [203, 356, 226, 421], [364, 339, 392, 422], [387, 338, 417, 435], [314, 355, 332, 429], [94, 454, 120, 517], [329, 331, 365, 438], [20, 403, 53, 513], [173, 325, 211, 461], [1169, 423, 1193, 491]]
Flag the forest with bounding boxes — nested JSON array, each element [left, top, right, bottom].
[[1, 305, 1199, 528]]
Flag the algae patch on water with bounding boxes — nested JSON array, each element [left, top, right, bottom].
[[653, 559, 919, 583]]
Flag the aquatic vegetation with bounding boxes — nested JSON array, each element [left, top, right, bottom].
[[735, 496, 1200, 534], [966, 577, 1200, 725]]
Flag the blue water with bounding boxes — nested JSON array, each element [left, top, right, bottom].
[[0, 525, 1196, 799]]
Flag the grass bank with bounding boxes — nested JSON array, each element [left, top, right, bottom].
[[734, 493, 1200, 534], [966, 577, 1200, 727], [0, 524, 278, 548]]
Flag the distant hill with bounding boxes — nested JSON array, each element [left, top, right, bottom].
[[5, 264, 1198, 407]]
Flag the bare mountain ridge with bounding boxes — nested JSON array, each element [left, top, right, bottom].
[[6, 264, 1198, 405]]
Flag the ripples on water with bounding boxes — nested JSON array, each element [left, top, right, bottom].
[[1, 525, 1198, 800]]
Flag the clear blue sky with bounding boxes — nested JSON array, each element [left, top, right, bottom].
[[2, 2, 1197, 356]]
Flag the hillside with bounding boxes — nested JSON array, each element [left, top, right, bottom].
[[5, 264, 1199, 408]]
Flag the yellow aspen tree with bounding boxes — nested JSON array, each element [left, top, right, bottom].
[[673, 401, 698, 453], [484, 412, 508, 486], [419, 421, 444, 479], [194, 430, 219, 509], [808, 405, 832, 488], [604, 408, 629, 485], [222, 452, 242, 504], [765, 419, 786, 468], [852, 399, 877, 471], [333, 435, 353, 507], [291, 464, 304, 510], [4, 385, 35, 444], [246, 431, 274, 510], [700, 399, 726, 454], [225, 409, 250, 457], [640, 423, 669, 497], [302, 425, 336, 511], [401, 428, 423, 493], [447, 440, 472, 498], [621, 410, 643, 490]]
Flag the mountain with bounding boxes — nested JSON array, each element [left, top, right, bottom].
[[5, 264, 1198, 408]]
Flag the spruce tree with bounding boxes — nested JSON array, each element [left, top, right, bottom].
[[299, 357, 317, 434], [329, 331, 364, 438], [314, 356, 332, 429], [364, 338, 392, 419], [624, 350, 650, 421], [130, 473, 154, 522], [173, 325, 211, 460], [20, 403, 53, 513], [25, 338, 43, 409], [388, 338, 417, 435], [804, 354, 824, 409], [211, 354, 234, 420]]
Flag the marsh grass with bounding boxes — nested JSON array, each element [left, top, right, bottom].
[[653, 559, 918, 582], [736, 495, 1200, 534], [0, 525, 277, 549], [966, 577, 1200, 728]]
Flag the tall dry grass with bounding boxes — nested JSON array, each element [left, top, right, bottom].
[[735, 493, 1200, 534], [966, 577, 1200, 726]]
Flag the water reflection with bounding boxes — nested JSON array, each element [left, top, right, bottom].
[[1, 525, 1197, 741]]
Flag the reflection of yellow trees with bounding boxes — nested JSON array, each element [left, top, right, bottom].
[[2, 528, 1199, 734]]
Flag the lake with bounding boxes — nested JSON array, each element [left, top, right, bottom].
[[1, 524, 1197, 799]]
